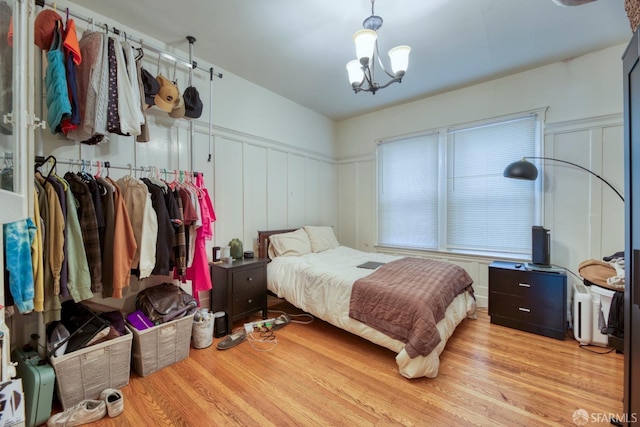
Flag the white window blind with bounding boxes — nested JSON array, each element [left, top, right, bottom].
[[377, 112, 540, 256], [446, 116, 537, 254], [378, 133, 439, 249]]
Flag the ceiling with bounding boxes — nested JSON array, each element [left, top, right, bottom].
[[72, 0, 632, 121]]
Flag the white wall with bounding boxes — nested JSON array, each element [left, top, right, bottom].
[[335, 44, 627, 308]]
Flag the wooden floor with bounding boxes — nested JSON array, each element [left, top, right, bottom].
[[53, 301, 623, 427]]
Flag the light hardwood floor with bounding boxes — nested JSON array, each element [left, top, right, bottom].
[[61, 301, 623, 427]]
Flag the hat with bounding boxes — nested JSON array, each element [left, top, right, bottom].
[[141, 68, 160, 108], [34, 9, 62, 51], [183, 86, 203, 119], [154, 75, 179, 113], [168, 88, 185, 119]]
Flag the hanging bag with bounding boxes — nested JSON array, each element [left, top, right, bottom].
[[135, 283, 198, 325]]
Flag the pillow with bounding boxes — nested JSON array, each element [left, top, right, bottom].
[[304, 226, 339, 253], [269, 228, 312, 257]]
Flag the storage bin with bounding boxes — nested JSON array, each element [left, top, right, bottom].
[[130, 314, 194, 377], [49, 327, 133, 410]]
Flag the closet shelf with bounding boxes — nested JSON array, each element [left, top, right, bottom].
[[34, 0, 223, 79]]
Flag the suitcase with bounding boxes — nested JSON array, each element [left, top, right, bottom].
[[12, 348, 55, 427]]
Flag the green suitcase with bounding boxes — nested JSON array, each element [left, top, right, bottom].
[[12, 347, 55, 427]]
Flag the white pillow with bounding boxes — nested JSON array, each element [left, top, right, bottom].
[[304, 226, 340, 253], [269, 228, 312, 257]]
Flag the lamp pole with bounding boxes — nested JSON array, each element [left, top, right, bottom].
[[526, 156, 624, 202]]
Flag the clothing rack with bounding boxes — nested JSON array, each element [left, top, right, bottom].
[[34, 0, 223, 79], [34, 156, 201, 180]]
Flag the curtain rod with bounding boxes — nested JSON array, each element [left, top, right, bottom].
[[34, 0, 223, 79], [34, 156, 201, 178]]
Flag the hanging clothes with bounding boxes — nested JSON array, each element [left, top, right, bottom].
[[184, 174, 215, 304], [67, 30, 105, 143], [65, 172, 103, 294], [142, 177, 174, 276], [32, 189, 44, 313], [45, 175, 69, 298], [60, 176, 93, 303], [45, 21, 72, 134], [116, 175, 157, 279], [34, 174, 64, 324], [4, 218, 36, 314], [60, 17, 82, 134], [106, 176, 137, 298], [114, 38, 141, 137]]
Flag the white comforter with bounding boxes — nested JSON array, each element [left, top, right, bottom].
[[267, 246, 476, 379]]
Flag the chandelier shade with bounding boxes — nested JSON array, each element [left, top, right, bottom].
[[353, 29, 377, 64], [346, 0, 410, 94], [389, 45, 411, 74], [346, 60, 365, 85]]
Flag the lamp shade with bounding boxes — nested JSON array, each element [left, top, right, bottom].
[[389, 45, 411, 75], [353, 29, 377, 63], [503, 159, 539, 180], [346, 60, 365, 85]]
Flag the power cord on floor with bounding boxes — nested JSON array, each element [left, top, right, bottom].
[[240, 309, 315, 352], [578, 344, 616, 354], [267, 309, 314, 325], [246, 326, 278, 352]]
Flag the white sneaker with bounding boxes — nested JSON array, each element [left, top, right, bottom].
[[99, 388, 124, 417], [47, 399, 106, 427]]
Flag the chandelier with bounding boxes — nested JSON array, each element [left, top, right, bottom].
[[346, 0, 411, 94]]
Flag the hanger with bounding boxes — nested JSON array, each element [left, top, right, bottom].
[[135, 47, 144, 62], [35, 155, 57, 182]]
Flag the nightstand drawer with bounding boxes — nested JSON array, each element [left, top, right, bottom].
[[233, 291, 265, 316], [232, 268, 265, 294], [489, 293, 565, 327], [489, 268, 565, 303]]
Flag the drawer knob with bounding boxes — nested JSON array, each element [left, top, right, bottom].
[[247, 277, 253, 281], [518, 283, 530, 288], [248, 298, 252, 304], [518, 307, 531, 313]]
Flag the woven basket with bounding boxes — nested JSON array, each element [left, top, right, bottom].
[[49, 328, 133, 409], [626, 0, 640, 32], [130, 314, 194, 377]]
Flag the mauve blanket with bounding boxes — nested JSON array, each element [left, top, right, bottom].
[[349, 257, 473, 358]]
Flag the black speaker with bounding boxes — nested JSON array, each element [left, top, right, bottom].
[[531, 226, 551, 267]]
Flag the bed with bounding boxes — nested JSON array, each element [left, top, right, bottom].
[[257, 227, 477, 379]]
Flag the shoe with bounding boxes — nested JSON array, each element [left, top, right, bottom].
[[216, 328, 247, 350], [271, 313, 291, 331], [47, 399, 106, 427], [99, 388, 124, 417]]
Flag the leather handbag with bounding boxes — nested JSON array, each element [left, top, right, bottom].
[[135, 283, 198, 325]]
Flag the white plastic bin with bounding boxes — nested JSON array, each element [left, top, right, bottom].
[[192, 309, 214, 349]]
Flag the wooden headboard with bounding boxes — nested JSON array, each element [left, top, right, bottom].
[[257, 229, 297, 259]]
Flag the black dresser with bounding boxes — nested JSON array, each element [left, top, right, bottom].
[[488, 261, 567, 340]]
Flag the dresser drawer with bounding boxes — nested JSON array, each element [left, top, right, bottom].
[[233, 291, 266, 317], [232, 267, 265, 294], [489, 293, 565, 328], [489, 268, 565, 303]]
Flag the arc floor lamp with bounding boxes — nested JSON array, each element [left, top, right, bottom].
[[503, 156, 624, 202]]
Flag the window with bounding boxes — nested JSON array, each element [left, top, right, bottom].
[[377, 112, 543, 256]]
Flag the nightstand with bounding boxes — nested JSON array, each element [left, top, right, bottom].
[[209, 258, 269, 324], [488, 261, 567, 340]]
